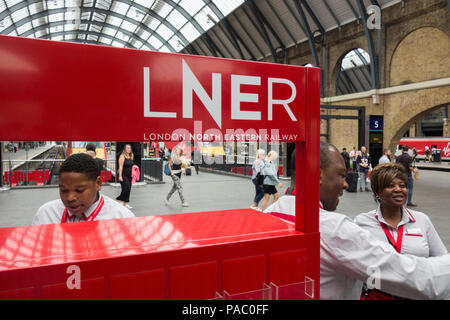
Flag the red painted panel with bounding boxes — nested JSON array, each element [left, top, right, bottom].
[[111, 269, 165, 300], [41, 278, 104, 300], [0, 287, 35, 300], [269, 249, 307, 286], [170, 262, 217, 300], [223, 255, 265, 295]]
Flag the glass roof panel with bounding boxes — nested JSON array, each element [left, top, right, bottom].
[[28, 3, 44, 15], [103, 26, 116, 37], [46, 0, 64, 10], [16, 21, 32, 35], [213, 0, 245, 16], [155, 23, 173, 41], [121, 20, 137, 33], [111, 2, 129, 16], [180, 23, 200, 43], [106, 15, 122, 26], [166, 9, 187, 30], [135, 0, 156, 8], [10, 7, 28, 23], [178, 0, 203, 16], [0, 0, 246, 52], [194, 6, 219, 31], [0, 16, 13, 32], [148, 35, 162, 48]]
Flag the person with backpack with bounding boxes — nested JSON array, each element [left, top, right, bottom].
[[250, 149, 266, 211]]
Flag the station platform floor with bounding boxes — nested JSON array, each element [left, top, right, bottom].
[[1, 168, 450, 250]]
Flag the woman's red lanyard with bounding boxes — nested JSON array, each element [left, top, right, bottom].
[[61, 196, 104, 223], [379, 222, 404, 253]]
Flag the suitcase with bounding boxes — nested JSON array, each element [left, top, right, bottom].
[[345, 171, 358, 192], [185, 167, 192, 176]]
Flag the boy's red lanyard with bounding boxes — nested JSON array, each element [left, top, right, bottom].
[[61, 196, 104, 223], [379, 222, 404, 253]]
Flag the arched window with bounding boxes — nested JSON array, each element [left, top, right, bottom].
[[336, 49, 372, 95]]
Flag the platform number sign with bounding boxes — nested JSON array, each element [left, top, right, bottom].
[[369, 116, 383, 132]]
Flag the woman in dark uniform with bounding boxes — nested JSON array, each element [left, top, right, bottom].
[[116, 144, 134, 209]]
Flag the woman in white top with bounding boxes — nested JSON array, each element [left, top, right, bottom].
[[355, 163, 447, 299], [260, 151, 282, 212], [250, 149, 265, 210]]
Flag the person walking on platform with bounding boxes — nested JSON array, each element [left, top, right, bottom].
[[86, 142, 104, 178], [349, 146, 359, 171], [261, 151, 282, 212], [357, 146, 372, 192], [116, 144, 134, 209], [396, 145, 417, 207], [250, 149, 266, 210], [378, 148, 392, 165], [33, 153, 134, 225], [355, 163, 447, 299], [341, 147, 350, 172], [165, 146, 189, 207]]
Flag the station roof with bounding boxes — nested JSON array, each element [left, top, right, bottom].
[[0, 0, 402, 58], [0, 0, 402, 95]]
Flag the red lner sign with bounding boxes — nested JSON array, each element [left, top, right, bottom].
[[0, 35, 314, 142]]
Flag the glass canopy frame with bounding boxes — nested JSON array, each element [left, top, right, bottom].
[[0, 0, 245, 52]]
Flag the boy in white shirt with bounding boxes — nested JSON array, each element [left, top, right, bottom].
[[33, 153, 135, 225]]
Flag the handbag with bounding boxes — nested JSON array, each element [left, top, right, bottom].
[[164, 162, 171, 176], [256, 172, 265, 185]]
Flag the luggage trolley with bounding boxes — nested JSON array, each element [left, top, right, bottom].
[[0, 35, 320, 300]]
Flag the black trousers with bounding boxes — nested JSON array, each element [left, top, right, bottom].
[[116, 176, 132, 203]]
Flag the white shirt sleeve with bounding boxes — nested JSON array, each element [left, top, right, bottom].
[[321, 212, 450, 300], [424, 214, 448, 257]]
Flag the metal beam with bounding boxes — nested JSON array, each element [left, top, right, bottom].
[[322, 0, 341, 30], [344, 0, 361, 22], [210, 27, 236, 59], [249, 0, 285, 51], [241, 4, 277, 62], [294, 0, 319, 67], [224, 20, 257, 60], [4, 6, 171, 51], [247, 0, 280, 63], [231, 11, 264, 58], [84, 0, 98, 42], [220, 19, 244, 59], [40, 30, 138, 49], [20, 19, 157, 50], [265, 0, 296, 45], [356, 0, 380, 89], [281, 0, 308, 36]]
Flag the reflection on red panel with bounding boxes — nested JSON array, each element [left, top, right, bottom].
[[223, 255, 265, 295], [41, 278, 104, 300], [170, 262, 217, 300], [111, 269, 165, 300], [269, 249, 307, 286], [0, 287, 35, 300]]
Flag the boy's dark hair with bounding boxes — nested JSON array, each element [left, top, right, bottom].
[[86, 142, 97, 152], [60, 153, 99, 181]]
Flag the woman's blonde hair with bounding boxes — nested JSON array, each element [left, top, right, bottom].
[[121, 144, 134, 161], [265, 150, 278, 162], [256, 149, 266, 160]]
